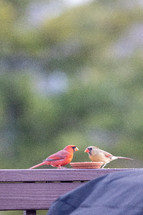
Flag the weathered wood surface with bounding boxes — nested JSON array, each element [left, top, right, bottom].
[[0, 168, 134, 182], [0, 168, 137, 211], [0, 183, 82, 210]]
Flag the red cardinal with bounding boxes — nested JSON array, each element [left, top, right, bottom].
[[84, 146, 133, 168], [30, 145, 79, 169]]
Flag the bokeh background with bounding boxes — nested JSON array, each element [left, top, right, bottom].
[[1, 0, 143, 210], [1, 0, 143, 169], [1, 0, 143, 214]]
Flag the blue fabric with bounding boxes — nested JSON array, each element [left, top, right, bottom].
[[47, 170, 143, 215]]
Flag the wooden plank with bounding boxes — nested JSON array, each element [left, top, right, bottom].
[[0, 182, 82, 210], [0, 168, 135, 182]]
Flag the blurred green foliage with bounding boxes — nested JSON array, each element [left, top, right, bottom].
[[1, 0, 143, 171]]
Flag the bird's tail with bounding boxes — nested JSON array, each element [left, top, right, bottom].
[[117, 156, 133, 160], [29, 161, 49, 169]]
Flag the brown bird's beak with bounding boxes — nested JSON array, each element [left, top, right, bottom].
[[75, 147, 79, 151], [84, 148, 89, 153]]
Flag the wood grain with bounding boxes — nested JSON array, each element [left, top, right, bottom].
[[0, 183, 82, 210], [0, 168, 137, 211], [0, 168, 134, 182]]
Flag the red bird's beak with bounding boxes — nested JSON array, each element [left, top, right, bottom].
[[84, 148, 89, 153], [75, 147, 79, 151]]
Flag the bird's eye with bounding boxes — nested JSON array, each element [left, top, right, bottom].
[[88, 148, 92, 151]]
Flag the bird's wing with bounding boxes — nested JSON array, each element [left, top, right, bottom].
[[100, 149, 112, 158], [45, 149, 69, 161]]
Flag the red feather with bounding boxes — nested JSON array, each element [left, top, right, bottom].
[[30, 145, 78, 169]]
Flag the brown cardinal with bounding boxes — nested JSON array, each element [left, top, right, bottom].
[[84, 146, 133, 168], [30, 145, 79, 169]]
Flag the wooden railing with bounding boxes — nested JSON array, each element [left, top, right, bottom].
[[0, 168, 135, 215]]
